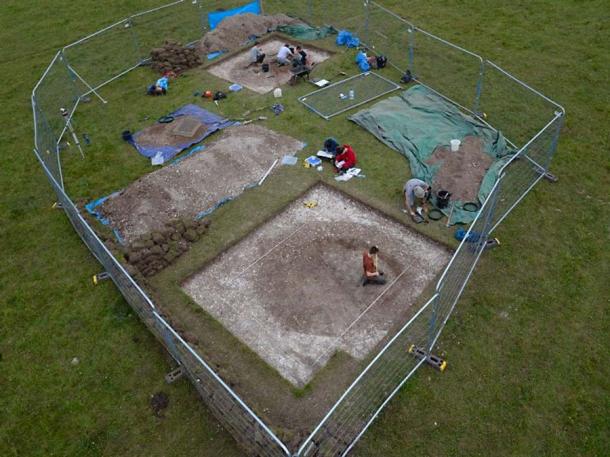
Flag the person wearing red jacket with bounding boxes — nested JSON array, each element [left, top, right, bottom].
[[334, 144, 357, 173]]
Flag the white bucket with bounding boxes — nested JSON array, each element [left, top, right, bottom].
[[273, 88, 282, 98], [450, 139, 461, 152]]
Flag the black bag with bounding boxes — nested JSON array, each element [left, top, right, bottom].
[[213, 91, 227, 101], [376, 55, 388, 68], [400, 70, 413, 83], [261, 63, 270, 72]]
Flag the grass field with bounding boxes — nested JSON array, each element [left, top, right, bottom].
[[1, 1, 608, 456]]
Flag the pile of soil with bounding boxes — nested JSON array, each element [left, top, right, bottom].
[[199, 13, 303, 54], [124, 218, 211, 277], [150, 40, 202, 74], [426, 135, 494, 202], [135, 115, 205, 148]]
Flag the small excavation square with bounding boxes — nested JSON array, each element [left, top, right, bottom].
[[182, 186, 450, 387], [206, 38, 333, 94]]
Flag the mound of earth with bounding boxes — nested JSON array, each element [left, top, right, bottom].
[[199, 13, 303, 54], [150, 40, 201, 74]]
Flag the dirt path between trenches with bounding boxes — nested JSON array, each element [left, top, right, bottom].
[[99, 124, 304, 242]]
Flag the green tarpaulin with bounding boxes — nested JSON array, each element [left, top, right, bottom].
[[276, 24, 337, 40], [350, 84, 514, 225]]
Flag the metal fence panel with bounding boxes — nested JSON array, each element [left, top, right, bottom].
[[297, 295, 438, 456], [410, 27, 484, 114], [130, 0, 203, 56], [479, 61, 563, 148], [62, 19, 142, 94]]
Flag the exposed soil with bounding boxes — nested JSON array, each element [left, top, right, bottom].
[[199, 13, 303, 54], [150, 40, 201, 74], [426, 135, 494, 202], [98, 124, 304, 242], [182, 186, 450, 388], [135, 115, 206, 148], [206, 38, 332, 94]]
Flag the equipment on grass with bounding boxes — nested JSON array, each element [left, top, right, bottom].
[[436, 189, 451, 209], [428, 208, 444, 221], [158, 115, 175, 123], [446, 201, 455, 227], [400, 69, 413, 83], [92, 271, 111, 285], [462, 202, 480, 212], [59, 107, 84, 158], [213, 91, 227, 101]]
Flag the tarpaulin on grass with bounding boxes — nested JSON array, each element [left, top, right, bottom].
[[276, 24, 337, 40], [350, 84, 514, 224], [208, 1, 261, 30], [128, 104, 235, 162]]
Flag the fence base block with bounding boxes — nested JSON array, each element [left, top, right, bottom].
[[485, 238, 501, 250], [408, 345, 447, 372], [165, 366, 184, 384], [92, 271, 111, 285]]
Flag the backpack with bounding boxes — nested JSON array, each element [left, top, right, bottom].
[[376, 55, 388, 68]]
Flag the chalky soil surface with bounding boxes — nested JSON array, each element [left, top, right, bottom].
[[206, 38, 333, 94], [98, 124, 304, 243], [183, 186, 450, 387]]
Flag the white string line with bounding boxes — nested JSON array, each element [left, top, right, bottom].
[[231, 222, 308, 280], [310, 266, 410, 369]]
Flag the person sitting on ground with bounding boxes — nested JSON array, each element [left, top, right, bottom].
[[148, 75, 169, 95], [403, 178, 432, 218], [248, 43, 265, 66], [276, 43, 294, 66], [362, 245, 386, 286], [334, 144, 357, 173]]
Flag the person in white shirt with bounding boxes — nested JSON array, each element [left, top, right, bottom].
[[276, 43, 293, 65]]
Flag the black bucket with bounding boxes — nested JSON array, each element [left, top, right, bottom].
[[437, 190, 451, 209], [262, 63, 270, 73]]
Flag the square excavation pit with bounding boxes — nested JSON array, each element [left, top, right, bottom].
[[183, 186, 451, 387], [206, 38, 333, 94], [99, 124, 304, 242]]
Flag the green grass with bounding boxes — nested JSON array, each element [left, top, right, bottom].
[[1, 1, 608, 456]]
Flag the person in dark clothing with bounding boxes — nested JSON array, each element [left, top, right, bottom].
[[296, 45, 307, 65]]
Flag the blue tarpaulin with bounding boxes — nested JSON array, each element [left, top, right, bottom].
[[128, 104, 236, 162], [208, 1, 261, 30]]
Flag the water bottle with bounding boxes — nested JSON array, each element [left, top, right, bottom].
[[349, 89, 355, 100]]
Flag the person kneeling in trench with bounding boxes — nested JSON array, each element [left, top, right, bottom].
[[362, 245, 386, 286]]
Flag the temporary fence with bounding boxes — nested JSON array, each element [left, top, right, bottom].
[[31, 1, 564, 456]]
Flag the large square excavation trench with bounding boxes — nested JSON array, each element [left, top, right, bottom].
[[183, 186, 451, 387], [207, 38, 333, 94]]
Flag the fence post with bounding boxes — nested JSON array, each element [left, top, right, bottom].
[[363, 0, 370, 45], [473, 59, 485, 115], [407, 25, 415, 75], [426, 292, 440, 352], [544, 113, 564, 171], [126, 16, 144, 64]]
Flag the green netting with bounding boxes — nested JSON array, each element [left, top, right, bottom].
[[276, 23, 337, 40], [299, 72, 400, 120], [350, 84, 514, 224]]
